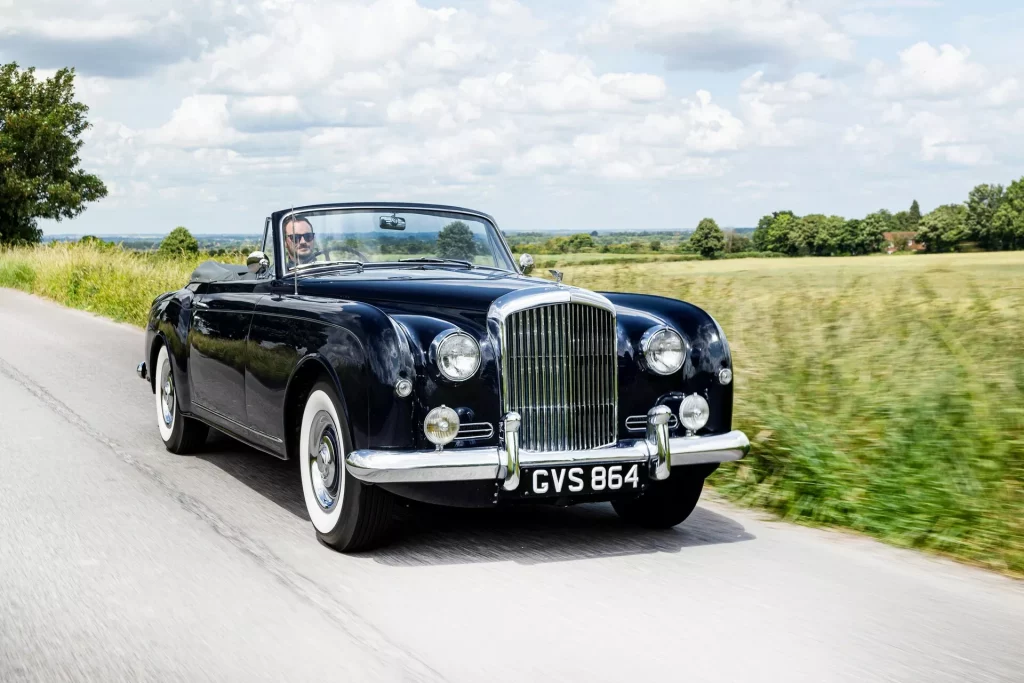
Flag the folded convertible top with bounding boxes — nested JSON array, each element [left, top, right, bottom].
[[189, 260, 252, 283]]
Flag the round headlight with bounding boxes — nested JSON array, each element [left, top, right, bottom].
[[641, 326, 686, 375], [435, 331, 481, 382], [679, 394, 710, 433], [424, 406, 460, 446]]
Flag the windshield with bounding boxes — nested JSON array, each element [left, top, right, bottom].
[[279, 208, 515, 273]]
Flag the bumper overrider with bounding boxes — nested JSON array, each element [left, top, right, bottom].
[[345, 406, 749, 491]]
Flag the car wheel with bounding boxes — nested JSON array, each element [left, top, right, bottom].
[[612, 470, 706, 529], [154, 344, 209, 454], [299, 380, 395, 552]]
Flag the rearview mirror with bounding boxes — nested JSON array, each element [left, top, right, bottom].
[[247, 250, 269, 275], [519, 253, 534, 275], [380, 214, 406, 231]]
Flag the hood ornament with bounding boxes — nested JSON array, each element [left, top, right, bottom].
[[549, 269, 564, 285]]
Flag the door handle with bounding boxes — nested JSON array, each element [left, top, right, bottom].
[[195, 301, 210, 309]]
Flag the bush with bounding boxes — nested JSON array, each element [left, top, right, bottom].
[[159, 226, 199, 256]]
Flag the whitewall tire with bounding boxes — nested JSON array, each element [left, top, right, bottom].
[[299, 381, 394, 552], [154, 343, 208, 454]]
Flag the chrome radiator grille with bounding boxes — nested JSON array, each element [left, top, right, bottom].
[[500, 303, 617, 451]]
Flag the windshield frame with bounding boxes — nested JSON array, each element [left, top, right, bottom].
[[275, 204, 518, 277]]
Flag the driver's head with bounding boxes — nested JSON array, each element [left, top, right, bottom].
[[284, 216, 316, 264]]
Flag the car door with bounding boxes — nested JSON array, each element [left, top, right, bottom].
[[188, 225, 270, 430]]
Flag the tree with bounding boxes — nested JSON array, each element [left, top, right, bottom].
[[909, 199, 922, 227], [564, 233, 596, 252], [857, 210, 895, 254], [966, 183, 1006, 250], [991, 177, 1024, 251], [752, 210, 795, 253], [436, 220, 477, 260], [649, 240, 661, 252], [918, 204, 968, 252], [160, 226, 199, 255], [690, 218, 725, 258], [0, 63, 107, 245]]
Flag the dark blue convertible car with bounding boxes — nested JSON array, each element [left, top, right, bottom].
[[138, 203, 749, 551]]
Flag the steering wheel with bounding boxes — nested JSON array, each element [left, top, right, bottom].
[[319, 245, 369, 262]]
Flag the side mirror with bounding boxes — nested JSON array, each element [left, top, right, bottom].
[[519, 253, 535, 275], [247, 250, 270, 275]]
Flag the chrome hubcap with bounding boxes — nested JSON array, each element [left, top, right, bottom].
[[308, 412, 341, 511], [160, 363, 175, 426]]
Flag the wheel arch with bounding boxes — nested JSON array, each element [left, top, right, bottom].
[[282, 355, 352, 461]]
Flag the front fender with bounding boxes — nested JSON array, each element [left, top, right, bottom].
[[603, 292, 734, 437], [145, 287, 196, 411]]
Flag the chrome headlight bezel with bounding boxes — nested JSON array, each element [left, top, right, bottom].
[[432, 330, 482, 382], [640, 325, 687, 376]]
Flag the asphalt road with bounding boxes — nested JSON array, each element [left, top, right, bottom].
[[0, 288, 1021, 683]]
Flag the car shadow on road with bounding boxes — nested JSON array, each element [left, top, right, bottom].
[[196, 430, 755, 566], [371, 503, 754, 566]]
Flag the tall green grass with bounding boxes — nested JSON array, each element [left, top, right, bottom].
[[564, 253, 1024, 575], [2, 244, 1021, 573], [0, 243, 201, 326]]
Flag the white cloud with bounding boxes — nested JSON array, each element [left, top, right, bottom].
[[985, 78, 1021, 107], [906, 111, 993, 166], [152, 95, 241, 149], [739, 71, 838, 146], [840, 11, 913, 37], [582, 0, 853, 70], [869, 42, 988, 99]]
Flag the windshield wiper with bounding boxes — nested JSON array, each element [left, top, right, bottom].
[[293, 260, 364, 274], [397, 257, 474, 269]]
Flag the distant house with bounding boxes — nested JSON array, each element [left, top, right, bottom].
[[883, 231, 925, 254]]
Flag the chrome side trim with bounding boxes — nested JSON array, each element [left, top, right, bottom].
[[192, 401, 284, 444], [345, 429, 750, 485]]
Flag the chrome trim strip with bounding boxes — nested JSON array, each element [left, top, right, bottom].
[[626, 414, 679, 431], [192, 402, 284, 444], [487, 285, 616, 322], [455, 422, 494, 441], [345, 429, 750, 484]]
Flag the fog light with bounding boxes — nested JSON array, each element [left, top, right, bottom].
[[424, 406, 460, 447], [679, 394, 710, 433], [718, 367, 732, 385]]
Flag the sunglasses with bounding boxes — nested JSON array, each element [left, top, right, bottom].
[[287, 232, 315, 243]]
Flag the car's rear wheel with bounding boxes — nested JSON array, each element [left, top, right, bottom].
[[299, 380, 394, 552], [154, 344, 208, 454], [612, 470, 706, 529]]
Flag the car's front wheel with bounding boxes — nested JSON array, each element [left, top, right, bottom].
[[154, 344, 208, 454], [612, 469, 708, 529], [299, 381, 395, 552]]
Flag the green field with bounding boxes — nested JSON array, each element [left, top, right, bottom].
[[2, 244, 1022, 574]]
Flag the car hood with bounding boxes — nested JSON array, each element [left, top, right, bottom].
[[298, 267, 562, 326]]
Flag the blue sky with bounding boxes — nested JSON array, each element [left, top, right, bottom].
[[2, 0, 1022, 235]]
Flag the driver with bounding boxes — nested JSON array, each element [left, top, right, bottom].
[[283, 215, 317, 267]]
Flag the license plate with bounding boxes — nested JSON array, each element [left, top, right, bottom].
[[521, 462, 647, 497]]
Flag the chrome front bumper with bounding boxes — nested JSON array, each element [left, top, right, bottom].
[[345, 407, 750, 491]]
